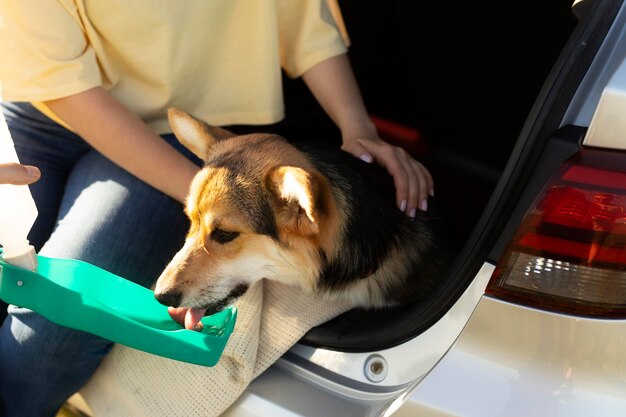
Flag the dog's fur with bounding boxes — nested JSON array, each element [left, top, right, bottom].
[[154, 109, 452, 325]]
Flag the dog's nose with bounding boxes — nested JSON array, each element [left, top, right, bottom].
[[154, 290, 182, 308]]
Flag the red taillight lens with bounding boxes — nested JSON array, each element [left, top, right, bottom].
[[486, 148, 626, 318]]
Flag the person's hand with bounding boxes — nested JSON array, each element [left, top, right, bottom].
[[342, 134, 433, 218], [0, 162, 41, 185], [300, 54, 434, 217]]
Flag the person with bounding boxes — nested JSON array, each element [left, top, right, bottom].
[[0, 1, 434, 416]]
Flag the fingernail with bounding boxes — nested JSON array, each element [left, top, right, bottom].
[[25, 166, 40, 178], [360, 154, 373, 163], [420, 200, 428, 212], [399, 199, 407, 212], [409, 208, 416, 218], [429, 188, 434, 197]]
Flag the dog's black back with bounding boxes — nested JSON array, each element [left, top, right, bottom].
[[295, 142, 454, 305]]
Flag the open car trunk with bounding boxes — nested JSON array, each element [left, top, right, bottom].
[[277, 0, 581, 351], [221, 3, 624, 415]]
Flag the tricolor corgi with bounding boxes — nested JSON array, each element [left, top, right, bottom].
[[154, 109, 452, 329]]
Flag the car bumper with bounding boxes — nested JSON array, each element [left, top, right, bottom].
[[402, 296, 626, 417]]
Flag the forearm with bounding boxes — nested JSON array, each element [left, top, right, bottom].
[[45, 87, 199, 203], [301, 54, 376, 138]]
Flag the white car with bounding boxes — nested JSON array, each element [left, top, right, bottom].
[[221, 0, 626, 416]]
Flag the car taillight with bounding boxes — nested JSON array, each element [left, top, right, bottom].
[[486, 148, 626, 318]]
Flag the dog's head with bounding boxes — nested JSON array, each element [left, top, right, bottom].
[[154, 109, 340, 326]]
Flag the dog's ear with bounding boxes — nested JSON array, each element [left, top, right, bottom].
[[167, 108, 235, 160], [266, 166, 330, 236]]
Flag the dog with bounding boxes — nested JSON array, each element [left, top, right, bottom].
[[154, 108, 453, 329]]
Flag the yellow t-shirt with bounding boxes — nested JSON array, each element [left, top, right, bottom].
[[0, 0, 348, 133]]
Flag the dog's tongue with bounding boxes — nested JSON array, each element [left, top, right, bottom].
[[184, 307, 207, 330]]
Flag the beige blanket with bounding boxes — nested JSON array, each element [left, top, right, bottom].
[[80, 280, 352, 416]]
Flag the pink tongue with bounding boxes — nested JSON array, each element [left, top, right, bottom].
[[184, 307, 207, 330]]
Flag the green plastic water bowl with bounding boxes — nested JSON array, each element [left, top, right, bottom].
[[0, 252, 236, 367]]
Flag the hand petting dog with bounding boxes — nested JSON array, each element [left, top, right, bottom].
[[301, 54, 433, 219], [341, 132, 434, 218]]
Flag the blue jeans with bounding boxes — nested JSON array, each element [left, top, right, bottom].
[[0, 103, 202, 417]]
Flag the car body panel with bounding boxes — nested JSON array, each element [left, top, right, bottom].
[[582, 57, 626, 149], [565, 0, 626, 131], [404, 297, 626, 417], [286, 263, 495, 388], [221, 263, 494, 416]]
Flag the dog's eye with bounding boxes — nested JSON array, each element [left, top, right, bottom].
[[210, 229, 240, 244]]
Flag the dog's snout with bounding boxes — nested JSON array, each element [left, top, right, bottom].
[[154, 290, 182, 308]]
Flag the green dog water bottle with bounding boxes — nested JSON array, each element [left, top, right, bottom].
[[0, 113, 236, 366]]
